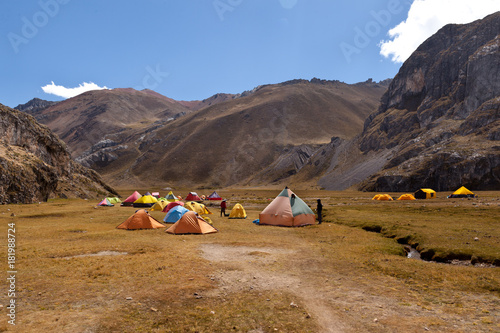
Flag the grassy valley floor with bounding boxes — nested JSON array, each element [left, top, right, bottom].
[[0, 189, 498, 332]]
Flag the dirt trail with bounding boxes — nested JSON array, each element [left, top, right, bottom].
[[199, 244, 347, 333]]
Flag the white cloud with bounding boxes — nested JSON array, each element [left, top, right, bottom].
[[41, 81, 109, 99], [379, 0, 500, 63]]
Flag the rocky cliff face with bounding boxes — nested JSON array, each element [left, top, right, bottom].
[[358, 12, 500, 191], [0, 103, 116, 204]]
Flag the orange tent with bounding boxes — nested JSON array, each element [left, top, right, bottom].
[[165, 211, 218, 235], [116, 209, 165, 230], [397, 194, 416, 200], [376, 194, 393, 201]]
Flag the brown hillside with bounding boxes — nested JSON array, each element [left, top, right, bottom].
[[96, 79, 387, 187], [177, 93, 241, 111], [33, 88, 193, 157]]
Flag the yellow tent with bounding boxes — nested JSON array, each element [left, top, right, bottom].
[[165, 191, 178, 202], [449, 186, 475, 198], [185, 201, 213, 215], [133, 194, 158, 207], [377, 194, 393, 201], [372, 194, 382, 200], [229, 203, 247, 219], [150, 200, 168, 211], [414, 188, 436, 199], [397, 194, 416, 200]]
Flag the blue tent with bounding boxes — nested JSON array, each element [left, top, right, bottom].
[[163, 205, 189, 223]]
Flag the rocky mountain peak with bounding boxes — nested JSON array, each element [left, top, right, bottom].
[[14, 98, 58, 115]]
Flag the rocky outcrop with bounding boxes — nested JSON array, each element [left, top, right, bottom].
[[357, 12, 500, 191], [0, 103, 116, 204], [14, 98, 58, 115]]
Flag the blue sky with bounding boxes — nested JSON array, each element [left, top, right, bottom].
[[1, 0, 499, 107]]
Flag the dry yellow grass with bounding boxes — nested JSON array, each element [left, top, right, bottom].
[[0, 189, 498, 332]]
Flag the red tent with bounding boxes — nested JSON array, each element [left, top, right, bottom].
[[162, 201, 185, 213], [207, 191, 222, 200], [120, 191, 141, 206], [185, 192, 201, 201]]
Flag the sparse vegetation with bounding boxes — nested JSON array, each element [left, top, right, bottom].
[[0, 189, 498, 332]]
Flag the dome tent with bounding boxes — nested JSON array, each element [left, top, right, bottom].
[[166, 211, 218, 234], [97, 198, 114, 206], [163, 205, 189, 223], [259, 187, 315, 227], [414, 188, 436, 199], [207, 191, 222, 200], [121, 191, 141, 206], [185, 192, 201, 201], [449, 186, 475, 198], [116, 210, 165, 230], [229, 203, 247, 219], [397, 194, 415, 200]]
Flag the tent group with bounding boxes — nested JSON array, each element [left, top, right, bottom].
[[120, 191, 180, 208], [117, 209, 217, 234], [117, 187, 320, 232], [97, 197, 122, 206]]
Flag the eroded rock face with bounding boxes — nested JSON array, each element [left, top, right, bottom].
[[358, 12, 500, 191], [0, 104, 116, 204]]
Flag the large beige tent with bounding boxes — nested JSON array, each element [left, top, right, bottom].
[[116, 210, 165, 230], [165, 211, 218, 234], [259, 187, 315, 227]]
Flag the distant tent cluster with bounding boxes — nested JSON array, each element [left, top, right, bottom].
[[97, 197, 122, 206], [370, 186, 476, 201]]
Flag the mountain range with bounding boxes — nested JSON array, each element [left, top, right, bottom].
[[20, 78, 389, 188], [10, 11, 500, 196]]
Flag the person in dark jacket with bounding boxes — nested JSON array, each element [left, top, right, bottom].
[[220, 199, 227, 217], [316, 199, 323, 224]]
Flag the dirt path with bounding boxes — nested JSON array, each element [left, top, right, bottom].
[[199, 244, 347, 333]]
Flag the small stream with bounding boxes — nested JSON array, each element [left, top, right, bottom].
[[406, 247, 421, 260]]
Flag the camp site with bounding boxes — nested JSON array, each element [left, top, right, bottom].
[[1, 186, 498, 332]]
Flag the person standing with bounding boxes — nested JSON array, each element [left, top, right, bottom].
[[220, 199, 227, 217], [316, 199, 323, 224]]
